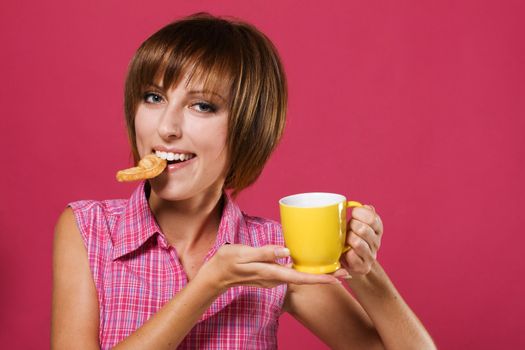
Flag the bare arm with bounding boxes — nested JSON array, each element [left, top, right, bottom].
[[340, 205, 436, 349], [116, 246, 339, 349], [51, 207, 222, 349], [111, 268, 219, 348], [284, 261, 435, 350], [283, 204, 435, 350], [51, 208, 100, 349], [284, 282, 384, 349], [344, 261, 435, 349], [52, 208, 339, 349]]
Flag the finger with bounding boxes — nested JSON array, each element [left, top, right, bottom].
[[343, 249, 367, 273], [235, 245, 290, 264], [347, 231, 375, 262], [349, 220, 380, 253], [249, 262, 340, 285], [352, 205, 383, 236]]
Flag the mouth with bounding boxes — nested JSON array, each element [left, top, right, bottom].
[[153, 150, 196, 165]]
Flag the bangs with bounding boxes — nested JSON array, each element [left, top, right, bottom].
[[129, 19, 240, 104]]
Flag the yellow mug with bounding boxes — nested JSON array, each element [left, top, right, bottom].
[[279, 193, 362, 274]]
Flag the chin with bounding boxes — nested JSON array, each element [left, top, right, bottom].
[[148, 176, 224, 203], [148, 178, 195, 201]]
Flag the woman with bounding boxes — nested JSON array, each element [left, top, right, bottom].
[[51, 13, 435, 349]]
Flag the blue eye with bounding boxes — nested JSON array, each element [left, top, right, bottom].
[[143, 92, 164, 104], [192, 102, 217, 113]]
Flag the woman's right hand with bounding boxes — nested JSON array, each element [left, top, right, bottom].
[[197, 244, 340, 294]]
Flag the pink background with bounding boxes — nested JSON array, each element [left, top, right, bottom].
[[1, 0, 524, 348]]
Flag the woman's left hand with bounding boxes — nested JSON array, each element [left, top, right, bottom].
[[336, 204, 384, 278]]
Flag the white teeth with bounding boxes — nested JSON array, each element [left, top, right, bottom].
[[154, 150, 193, 161]]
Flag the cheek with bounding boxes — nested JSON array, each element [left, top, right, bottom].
[[189, 117, 228, 158], [134, 112, 155, 154], [201, 125, 228, 161]]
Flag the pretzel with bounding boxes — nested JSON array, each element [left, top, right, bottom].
[[116, 154, 167, 182]]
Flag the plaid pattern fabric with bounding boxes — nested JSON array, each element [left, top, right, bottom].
[[68, 181, 287, 349]]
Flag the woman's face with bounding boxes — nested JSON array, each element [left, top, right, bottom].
[[134, 74, 230, 202]]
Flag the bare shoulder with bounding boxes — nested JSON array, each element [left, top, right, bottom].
[[54, 207, 81, 243], [52, 207, 100, 350], [53, 207, 90, 268]]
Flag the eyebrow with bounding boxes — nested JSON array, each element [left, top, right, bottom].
[[188, 90, 227, 102], [147, 83, 227, 102]]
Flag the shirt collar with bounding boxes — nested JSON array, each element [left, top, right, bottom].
[[112, 181, 161, 260], [214, 190, 242, 246], [112, 181, 244, 260]]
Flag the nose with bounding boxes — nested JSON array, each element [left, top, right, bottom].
[[157, 104, 183, 140]]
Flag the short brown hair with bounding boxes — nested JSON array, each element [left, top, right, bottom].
[[124, 13, 287, 195]]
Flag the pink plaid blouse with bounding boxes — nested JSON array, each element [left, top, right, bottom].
[[68, 181, 288, 349]]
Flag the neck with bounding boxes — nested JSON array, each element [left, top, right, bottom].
[[148, 187, 224, 250]]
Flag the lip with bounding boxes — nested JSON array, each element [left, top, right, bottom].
[[153, 145, 195, 154], [165, 156, 197, 173]]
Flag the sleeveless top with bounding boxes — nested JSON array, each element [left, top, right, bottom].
[[68, 181, 288, 349]]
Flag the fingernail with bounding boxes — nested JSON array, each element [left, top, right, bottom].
[[342, 274, 353, 280], [274, 247, 290, 258]]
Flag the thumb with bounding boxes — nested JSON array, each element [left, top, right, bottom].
[[332, 268, 351, 279], [237, 245, 290, 263]]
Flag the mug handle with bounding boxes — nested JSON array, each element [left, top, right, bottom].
[[342, 200, 363, 253]]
